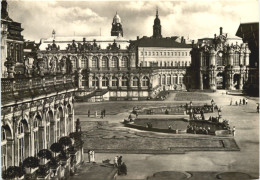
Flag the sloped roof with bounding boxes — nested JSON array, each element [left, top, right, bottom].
[[131, 37, 192, 48]]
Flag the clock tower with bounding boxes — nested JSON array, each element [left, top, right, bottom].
[[153, 8, 162, 38], [111, 12, 123, 37]]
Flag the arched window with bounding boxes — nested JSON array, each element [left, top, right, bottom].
[[17, 121, 24, 163], [121, 56, 128, 67], [92, 77, 99, 87], [81, 57, 87, 68], [111, 57, 118, 68], [167, 75, 171, 85], [2, 127, 7, 170], [101, 56, 108, 68], [2, 128, 6, 141], [102, 77, 109, 87], [142, 76, 149, 87], [122, 77, 128, 86], [133, 77, 139, 87], [233, 52, 240, 66], [173, 75, 177, 84], [92, 56, 98, 68], [112, 77, 118, 87], [203, 53, 209, 66]]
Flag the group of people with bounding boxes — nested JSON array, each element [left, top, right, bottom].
[[87, 109, 106, 119], [114, 156, 127, 175], [88, 150, 95, 163], [230, 98, 248, 106], [187, 125, 211, 135]]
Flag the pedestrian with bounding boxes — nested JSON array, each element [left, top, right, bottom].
[[243, 98, 245, 105], [103, 109, 106, 117], [118, 156, 122, 166], [245, 98, 248, 105], [88, 150, 91, 163], [114, 156, 118, 167], [92, 150, 95, 162], [230, 99, 233, 106], [120, 162, 127, 175], [88, 110, 91, 117], [95, 111, 98, 117], [239, 99, 242, 105], [232, 126, 236, 136], [235, 101, 238, 106], [257, 105, 259, 113], [136, 112, 138, 119]]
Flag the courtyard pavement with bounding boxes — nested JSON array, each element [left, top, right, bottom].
[[74, 92, 259, 180]]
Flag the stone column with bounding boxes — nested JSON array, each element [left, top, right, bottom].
[[88, 76, 93, 88], [199, 72, 203, 90], [87, 55, 93, 69], [97, 55, 102, 69], [239, 74, 243, 90], [209, 50, 216, 66], [77, 68, 83, 89], [245, 53, 250, 66], [118, 54, 122, 70], [226, 72, 234, 90], [129, 74, 133, 87], [118, 76, 122, 88], [239, 53, 244, 66], [209, 69, 216, 90], [98, 75, 102, 89], [108, 55, 112, 70], [109, 75, 112, 87], [177, 74, 179, 84], [228, 50, 234, 66], [139, 75, 143, 88], [129, 53, 136, 68], [200, 52, 204, 67]]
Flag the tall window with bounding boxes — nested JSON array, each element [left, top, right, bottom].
[[121, 57, 128, 68], [16, 44, 21, 62], [216, 52, 223, 66], [18, 122, 24, 163], [111, 57, 118, 68], [101, 56, 108, 68], [46, 116, 50, 149], [122, 77, 128, 86], [133, 77, 139, 87], [71, 56, 77, 70], [56, 121, 60, 141], [173, 75, 177, 84], [162, 75, 166, 85], [81, 57, 87, 68], [92, 56, 98, 68], [233, 52, 240, 66], [112, 77, 118, 87], [33, 118, 39, 156], [179, 75, 184, 84], [2, 128, 6, 171], [102, 77, 109, 87], [167, 75, 171, 85], [203, 53, 209, 66], [142, 76, 149, 86], [92, 77, 99, 87]]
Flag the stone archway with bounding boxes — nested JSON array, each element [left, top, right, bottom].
[[2, 124, 13, 168], [216, 72, 225, 89]]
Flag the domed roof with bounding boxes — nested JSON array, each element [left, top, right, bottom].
[[113, 12, 121, 24]]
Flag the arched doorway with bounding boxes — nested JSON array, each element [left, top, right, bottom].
[[233, 74, 240, 89], [203, 74, 209, 89], [17, 119, 29, 166], [216, 72, 225, 89]]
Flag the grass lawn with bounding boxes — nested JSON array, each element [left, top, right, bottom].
[[174, 92, 211, 101]]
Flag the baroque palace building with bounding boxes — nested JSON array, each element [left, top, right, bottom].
[[190, 27, 251, 91], [1, 0, 83, 179], [37, 10, 193, 101]]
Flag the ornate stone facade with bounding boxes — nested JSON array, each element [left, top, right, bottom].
[[190, 27, 251, 91], [1, 1, 83, 179]]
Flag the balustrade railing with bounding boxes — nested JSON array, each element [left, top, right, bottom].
[[1, 75, 75, 94]]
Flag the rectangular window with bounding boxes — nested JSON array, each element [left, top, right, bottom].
[[175, 52, 177, 56], [141, 52, 143, 56], [172, 52, 174, 56], [182, 52, 184, 56], [164, 52, 166, 56], [185, 52, 188, 56], [156, 52, 158, 56], [145, 52, 147, 56], [148, 52, 151, 56], [178, 52, 180, 56], [153, 52, 155, 56]]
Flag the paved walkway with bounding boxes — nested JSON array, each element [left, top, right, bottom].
[[74, 92, 259, 179]]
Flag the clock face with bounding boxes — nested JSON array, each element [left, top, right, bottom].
[[218, 52, 223, 57]]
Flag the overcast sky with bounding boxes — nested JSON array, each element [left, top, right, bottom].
[[7, 0, 259, 42]]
